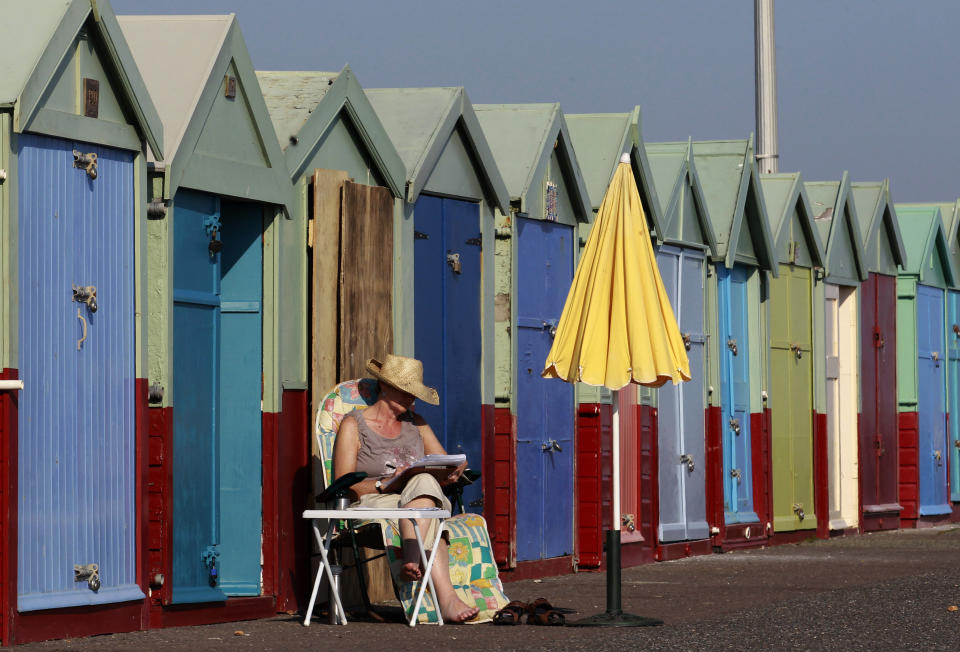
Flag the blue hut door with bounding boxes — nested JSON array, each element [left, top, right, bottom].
[[516, 217, 574, 561], [17, 135, 143, 611], [656, 247, 708, 542], [949, 290, 960, 502], [413, 195, 483, 509], [916, 285, 949, 515], [172, 193, 263, 603], [717, 265, 757, 524]]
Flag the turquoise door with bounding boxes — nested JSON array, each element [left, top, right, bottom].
[[949, 290, 960, 503], [717, 265, 757, 524], [172, 192, 262, 603]]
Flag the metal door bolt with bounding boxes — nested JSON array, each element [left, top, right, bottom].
[[74, 563, 100, 591]]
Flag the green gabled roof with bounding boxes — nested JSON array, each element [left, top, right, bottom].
[[759, 172, 825, 268], [645, 139, 717, 255], [119, 14, 293, 212], [941, 199, 960, 255], [894, 204, 957, 287], [473, 103, 591, 222], [804, 173, 868, 284], [256, 66, 406, 198], [1, 0, 163, 158], [691, 136, 777, 272], [850, 179, 907, 272], [365, 87, 509, 212], [565, 108, 664, 241]]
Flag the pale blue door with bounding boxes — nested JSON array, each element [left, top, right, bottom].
[[949, 290, 960, 502], [916, 285, 949, 515], [17, 134, 143, 611], [717, 265, 757, 524], [516, 218, 574, 560], [656, 246, 709, 542]]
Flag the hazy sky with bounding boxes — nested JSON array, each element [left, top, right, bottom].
[[112, 0, 960, 202]]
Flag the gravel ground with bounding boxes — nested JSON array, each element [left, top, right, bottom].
[[8, 526, 960, 651]]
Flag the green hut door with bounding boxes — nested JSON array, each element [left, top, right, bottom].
[[769, 265, 816, 531]]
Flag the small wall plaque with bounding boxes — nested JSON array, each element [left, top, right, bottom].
[[545, 181, 559, 222], [224, 75, 236, 99], [83, 78, 99, 118]]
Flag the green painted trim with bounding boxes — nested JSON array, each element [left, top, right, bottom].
[[180, 154, 291, 207], [406, 90, 510, 214], [4, 124, 20, 369], [25, 107, 140, 150], [705, 268, 720, 407], [393, 198, 415, 356], [134, 148, 147, 379], [15, 1, 163, 158], [747, 268, 764, 413], [262, 205, 280, 413], [724, 138, 777, 275], [480, 201, 496, 405], [0, 113, 8, 369], [147, 194, 173, 406], [167, 19, 293, 215], [282, 66, 405, 199], [896, 276, 918, 407], [629, 107, 665, 244]]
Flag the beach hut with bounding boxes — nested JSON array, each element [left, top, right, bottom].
[[366, 88, 510, 512], [761, 174, 826, 539], [256, 66, 406, 609], [0, 0, 162, 643], [565, 109, 664, 568], [850, 180, 907, 531], [804, 174, 868, 537], [892, 204, 956, 526], [643, 140, 718, 560], [691, 137, 777, 550], [473, 103, 593, 569], [118, 14, 293, 617], [941, 200, 960, 511]]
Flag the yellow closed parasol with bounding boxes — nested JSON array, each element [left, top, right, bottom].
[[543, 153, 690, 627]]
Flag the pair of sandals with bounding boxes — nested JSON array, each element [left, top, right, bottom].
[[493, 598, 565, 626]]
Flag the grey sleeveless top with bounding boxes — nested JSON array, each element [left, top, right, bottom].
[[351, 409, 424, 479]]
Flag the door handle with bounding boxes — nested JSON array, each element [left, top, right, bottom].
[[680, 454, 694, 472], [76, 308, 88, 351], [790, 343, 802, 359]]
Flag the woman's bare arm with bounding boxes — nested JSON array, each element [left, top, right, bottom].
[[413, 413, 468, 483]]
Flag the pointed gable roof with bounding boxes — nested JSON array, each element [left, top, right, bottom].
[[850, 179, 907, 274], [645, 139, 717, 254], [1, 0, 163, 157], [759, 172, 825, 268], [473, 103, 591, 222], [935, 199, 960, 290], [256, 66, 406, 198], [691, 136, 777, 272], [365, 87, 509, 212], [119, 14, 292, 210], [804, 172, 868, 284], [565, 108, 664, 241], [894, 204, 957, 287]]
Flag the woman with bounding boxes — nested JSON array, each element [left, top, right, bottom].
[[333, 354, 479, 623]]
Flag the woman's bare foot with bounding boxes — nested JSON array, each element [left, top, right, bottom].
[[399, 561, 422, 582], [440, 596, 479, 623]]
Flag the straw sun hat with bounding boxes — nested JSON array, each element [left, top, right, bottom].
[[366, 354, 440, 405]]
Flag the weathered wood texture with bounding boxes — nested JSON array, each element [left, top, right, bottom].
[[339, 181, 394, 381]]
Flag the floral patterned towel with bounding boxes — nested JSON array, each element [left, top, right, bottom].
[[382, 512, 510, 624]]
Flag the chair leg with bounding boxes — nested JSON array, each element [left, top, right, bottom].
[[408, 519, 446, 627]]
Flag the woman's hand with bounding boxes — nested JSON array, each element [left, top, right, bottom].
[[444, 460, 469, 486]]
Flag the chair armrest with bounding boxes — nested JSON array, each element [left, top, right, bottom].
[[317, 471, 367, 504]]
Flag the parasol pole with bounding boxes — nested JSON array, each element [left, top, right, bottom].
[[607, 389, 622, 614]]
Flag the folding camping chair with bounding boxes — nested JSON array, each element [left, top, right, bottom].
[[306, 378, 509, 625]]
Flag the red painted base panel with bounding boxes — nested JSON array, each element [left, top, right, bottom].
[[898, 412, 919, 520], [275, 389, 309, 614], [713, 522, 769, 551], [150, 597, 276, 629], [655, 539, 713, 562], [861, 512, 902, 532], [499, 556, 574, 583], [768, 529, 819, 546], [813, 411, 829, 539], [486, 406, 515, 569], [1, 368, 20, 646], [10, 600, 146, 646]]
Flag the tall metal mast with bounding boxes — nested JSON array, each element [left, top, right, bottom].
[[755, 0, 779, 173]]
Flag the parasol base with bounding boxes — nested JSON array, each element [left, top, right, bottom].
[[567, 610, 663, 628]]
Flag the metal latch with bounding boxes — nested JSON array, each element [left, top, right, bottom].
[[203, 214, 222, 256], [541, 439, 562, 452], [932, 351, 940, 367], [727, 338, 738, 355], [543, 319, 558, 337], [790, 343, 803, 359], [873, 327, 885, 349], [730, 468, 742, 481], [414, 231, 429, 240], [621, 513, 636, 532], [729, 418, 741, 435], [446, 252, 461, 274], [202, 546, 220, 587], [680, 453, 695, 472], [681, 332, 691, 351], [954, 324, 960, 338], [792, 503, 805, 520], [73, 150, 98, 179], [74, 563, 101, 591], [934, 450, 943, 466], [72, 284, 98, 312], [955, 439, 960, 449]]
